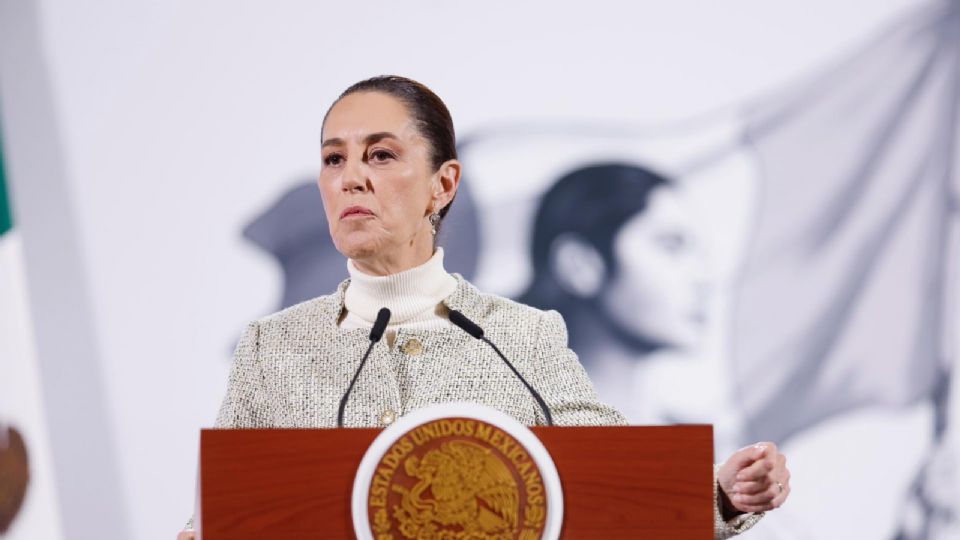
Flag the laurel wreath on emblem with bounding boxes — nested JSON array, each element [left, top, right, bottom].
[[372, 507, 393, 540]]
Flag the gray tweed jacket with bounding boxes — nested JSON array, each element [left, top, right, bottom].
[[209, 274, 761, 537]]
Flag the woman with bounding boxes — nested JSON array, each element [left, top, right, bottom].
[[178, 75, 788, 539], [518, 163, 719, 425], [519, 163, 706, 354]]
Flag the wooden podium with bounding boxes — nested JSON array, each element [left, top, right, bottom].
[[198, 425, 714, 539]]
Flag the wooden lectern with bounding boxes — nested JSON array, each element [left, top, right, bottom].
[[198, 425, 714, 539]]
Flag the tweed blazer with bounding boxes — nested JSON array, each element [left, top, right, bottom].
[[210, 274, 762, 538]]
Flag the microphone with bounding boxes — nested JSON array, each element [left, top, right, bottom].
[[337, 308, 391, 428], [448, 309, 554, 426], [369, 307, 391, 342]]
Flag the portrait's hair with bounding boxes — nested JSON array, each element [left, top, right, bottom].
[[521, 162, 671, 312], [324, 75, 459, 222]]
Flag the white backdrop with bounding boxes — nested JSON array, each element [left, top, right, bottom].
[[2, 1, 951, 539]]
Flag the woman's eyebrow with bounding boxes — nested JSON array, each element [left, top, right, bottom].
[[321, 132, 399, 149], [363, 132, 399, 145]]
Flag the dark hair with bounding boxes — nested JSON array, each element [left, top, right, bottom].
[[323, 75, 458, 221], [521, 162, 671, 311]]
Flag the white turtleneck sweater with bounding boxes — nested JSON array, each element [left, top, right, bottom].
[[340, 248, 458, 341]]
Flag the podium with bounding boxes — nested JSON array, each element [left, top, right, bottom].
[[197, 425, 714, 539]]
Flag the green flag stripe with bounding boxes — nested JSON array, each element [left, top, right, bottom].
[[0, 135, 12, 235]]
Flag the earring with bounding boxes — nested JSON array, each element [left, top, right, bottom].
[[429, 212, 441, 236]]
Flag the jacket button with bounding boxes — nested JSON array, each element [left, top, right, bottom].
[[400, 338, 423, 356], [379, 409, 397, 426]]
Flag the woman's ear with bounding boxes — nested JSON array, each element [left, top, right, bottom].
[[431, 159, 461, 212], [549, 233, 606, 298]]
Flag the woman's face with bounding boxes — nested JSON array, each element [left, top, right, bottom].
[[599, 186, 710, 350], [318, 91, 457, 274]]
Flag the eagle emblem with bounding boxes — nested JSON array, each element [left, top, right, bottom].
[[391, 440, 520, 539]]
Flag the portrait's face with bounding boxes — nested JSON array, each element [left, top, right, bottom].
[[600, 186, 710, 349], [319, 91, 450, 272]]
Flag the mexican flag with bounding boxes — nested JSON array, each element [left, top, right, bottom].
[[0, 132, 63, 538]]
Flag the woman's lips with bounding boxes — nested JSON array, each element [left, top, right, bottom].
[[340, 206, 375, 220]]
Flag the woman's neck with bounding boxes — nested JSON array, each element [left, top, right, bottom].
[[568, 310, 658, 407], [564, 303, 662, 358]]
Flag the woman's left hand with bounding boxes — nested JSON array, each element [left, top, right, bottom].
[[717, 442, 790, 514]]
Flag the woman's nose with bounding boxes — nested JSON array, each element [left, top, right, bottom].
[[341, 158, 367, 192]]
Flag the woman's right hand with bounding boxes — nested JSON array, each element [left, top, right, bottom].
[[176, 530, 195, 540]]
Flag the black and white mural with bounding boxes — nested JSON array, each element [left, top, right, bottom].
[[247, 4, 960, 537]]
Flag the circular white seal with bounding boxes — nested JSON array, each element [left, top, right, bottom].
[[352, 402, 564, 540]]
